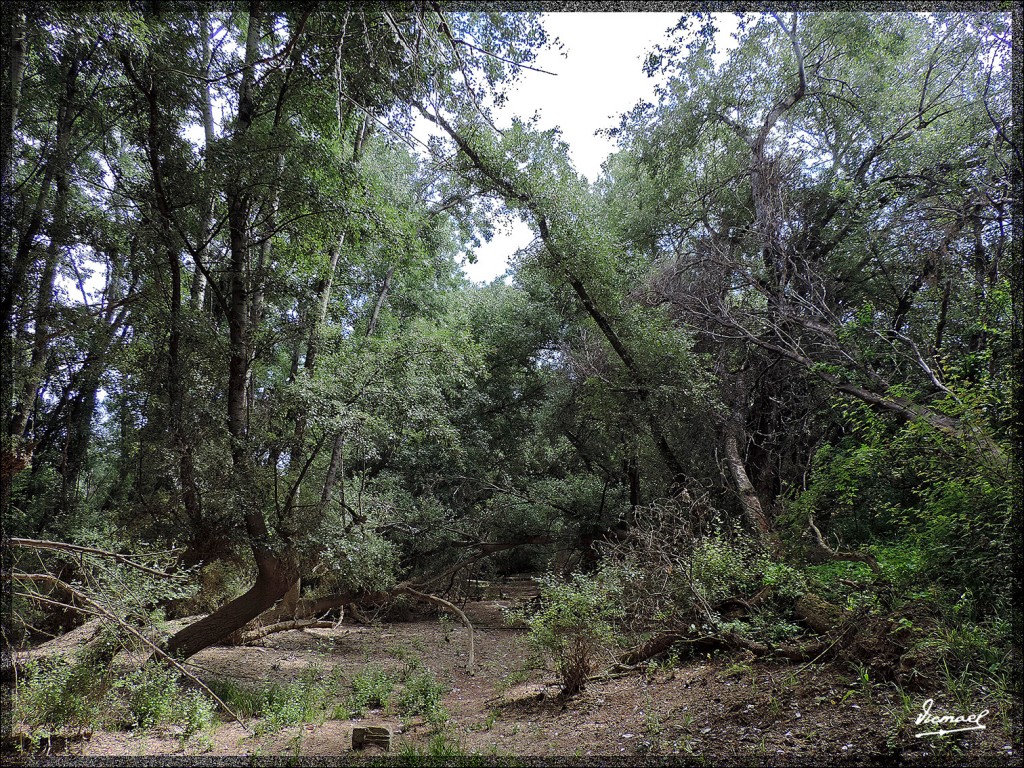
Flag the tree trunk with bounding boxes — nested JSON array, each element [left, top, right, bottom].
[[164, 550, 298, 661], [190, 8, 217, 311], [2, 49, 79, 338], [1, 8, 26, 190], [365, 264, 394, 338], [163, 2, 299, 660], [723, 419, 773, 545]]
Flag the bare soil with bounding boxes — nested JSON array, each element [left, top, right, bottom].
[[7, 597, 1021, 765]]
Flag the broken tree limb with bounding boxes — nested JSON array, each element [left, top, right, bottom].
[[806, 514, 882, 574], [616, 626, 828, 669], [399, 585, 475, 674], [10, 537, 174, 578], [240, 619, 335, 643]]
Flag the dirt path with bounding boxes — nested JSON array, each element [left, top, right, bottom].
[[12, 598, 1021, 764]]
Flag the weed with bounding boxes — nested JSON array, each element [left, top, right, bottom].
[[177, 689, 216, 749], [395, 667, 447, 722], [349, 663, 396, 715], [724, 661, 754, 679], [207, 661, 337, 733], [398, 730, 467, 759], [438, 612, 455, 643]]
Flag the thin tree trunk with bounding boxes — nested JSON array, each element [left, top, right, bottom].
[[723, 419, 772, 545], [190, 8, 217, 311], [2, 50, 79, 336], [1, 8, 26, 190], [365, 265, 394, 337]]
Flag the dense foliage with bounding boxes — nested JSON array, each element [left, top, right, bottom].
[[3, 3, 1018, 732]]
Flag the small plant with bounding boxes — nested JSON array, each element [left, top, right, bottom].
[[479, 709, 499, 731], [395, 667, 448, 723], [177, 689, 216, 750], [207, 662, 336, 733], [349, 663, 395, 715], [724, 661, 754, 679], [438, 612, 455, 642], [112, 664, 181, 729], [15, 657, 107, 738]]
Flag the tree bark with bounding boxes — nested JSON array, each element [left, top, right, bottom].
[[2, 49, 79, 338], [190, 8, 217, 311], [365, 264, 394, 338]]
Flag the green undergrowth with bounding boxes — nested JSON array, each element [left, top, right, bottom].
[[13, 656, 216, 749], [15, 649, 454, 747], [207, 657, 450, 734]]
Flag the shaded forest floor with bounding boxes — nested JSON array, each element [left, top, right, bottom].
[[9, 596, 1021, 765]]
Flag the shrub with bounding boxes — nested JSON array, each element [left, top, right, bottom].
[[396, 667, 448, 722], [15, 658, 107, 737], [208, 661, 338, 732], [110, 664, 180, 729], [689, 537, 760, 606], [16, 656, 219, 744], [510, 572, 623, 695], [349, 664, 396, 715]]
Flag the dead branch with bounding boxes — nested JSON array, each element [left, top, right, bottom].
[[240, 619, 335, 643], [806, 514, 881, 574], [10, 537, 174, 578], [399, 585, 475, 674]]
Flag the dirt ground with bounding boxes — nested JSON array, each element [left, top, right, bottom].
[[7, 597, 1021, 765]]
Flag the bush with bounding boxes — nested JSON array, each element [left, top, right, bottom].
[[689, 537, 760, 605], [208, 661, 338, 732], [110, 664, 180, 729], [396, 667, 448, 722], [510, 572, 623, 695], [15, 658, 107, 736], [349, 663, 396, 714], [16, 656, 219, 744]]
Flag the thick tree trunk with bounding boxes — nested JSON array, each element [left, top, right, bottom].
[[163, 3, 299, 661], [165, 550, 299, 660]]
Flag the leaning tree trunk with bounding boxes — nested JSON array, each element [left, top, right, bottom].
[[723, 418, 773, 547], [164, 549, 298, 660], [161, 4, 298, 661]]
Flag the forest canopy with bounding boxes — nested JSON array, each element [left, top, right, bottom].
[[1, 3, 1019, 749]]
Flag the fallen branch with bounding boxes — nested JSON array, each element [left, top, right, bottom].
[[616, 627, 828, 668], [805, 515, 881, 574], [240, 619, 335, 643], [399, 585, 475, 674]]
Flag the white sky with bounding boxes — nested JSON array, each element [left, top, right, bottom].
[[459, 12, 739, 283]]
